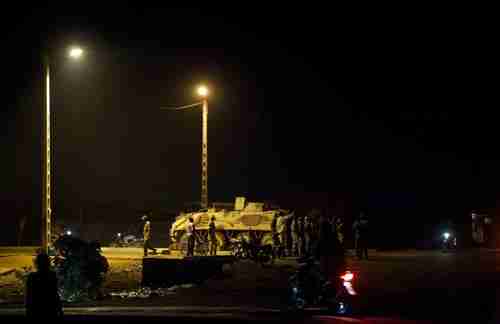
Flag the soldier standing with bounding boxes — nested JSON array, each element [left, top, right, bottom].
[[142, 215, 157, 257], [298, 215, 306, 257], [186, 217, 195, 257], [271, 212, 281, 258], [304, 214, 312, 256], [335, 216, 344, 246], [291, 214, 302, 257], [209, 216, 217, 256], [277, 210, 294, 257], [353, 212, 369, 260]]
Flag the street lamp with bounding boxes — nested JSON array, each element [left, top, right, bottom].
[[197, 85, 209, 97], [42, 46, 84, 253], [160, 84, 211, 209], [68, 47, 84, 59], [197, 85, 209, 210]]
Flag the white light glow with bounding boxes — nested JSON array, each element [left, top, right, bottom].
[[69, 47, 83, 59], [197, 85, 209, 97]]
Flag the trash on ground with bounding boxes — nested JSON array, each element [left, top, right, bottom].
[[109, 287, 177, 299]]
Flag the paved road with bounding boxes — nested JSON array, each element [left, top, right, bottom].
[[2, 247, 500, 322], [350, 249, 500, 323]]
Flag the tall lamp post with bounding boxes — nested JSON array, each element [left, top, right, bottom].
[[161, 85, 210, 210], [42, 46, 84, 253], [198, 85, 209, 210]]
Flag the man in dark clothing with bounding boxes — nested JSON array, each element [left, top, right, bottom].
[[142, 215, 157, 257], [25, 253, 63, 318], [209, 216, 218, 256], [316, 214, 346, 284], [353, 213, 369, 259]]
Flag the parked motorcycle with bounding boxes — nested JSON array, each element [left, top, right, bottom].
[[442, 231, 457, 252], [231, 237, 274, 266], [288, 257, 357, 314]]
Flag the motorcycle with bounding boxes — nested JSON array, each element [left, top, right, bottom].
[[441, 231, 457, 252], [231, 237, 274, 266], [288, 257, 357, 314]]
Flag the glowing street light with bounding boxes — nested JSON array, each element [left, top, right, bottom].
[[68, 47, 84, 59], [197, 85, 209, 97], [42, 45, 85, 253]]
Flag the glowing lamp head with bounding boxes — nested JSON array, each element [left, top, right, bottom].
[[68, 47, 83, 59], [66, 230, 72, 236], [443, 232, 450, 240], [197, 85, 209, 98]]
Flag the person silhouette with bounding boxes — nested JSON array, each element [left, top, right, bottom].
[[25, 252, 63, 318]]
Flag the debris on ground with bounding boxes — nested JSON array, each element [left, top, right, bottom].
[[109, 287, 177, 299]]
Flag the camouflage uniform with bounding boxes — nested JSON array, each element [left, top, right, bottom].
[[277, 211, 294, 257], [209, 218, 217, 256], [291, 216, 302, 257]]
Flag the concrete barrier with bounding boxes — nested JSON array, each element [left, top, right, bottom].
[[142, 256, 235, 287]]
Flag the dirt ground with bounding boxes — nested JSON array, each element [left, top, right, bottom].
[[0, 255, 298, 308]]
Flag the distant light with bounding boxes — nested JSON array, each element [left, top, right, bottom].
[[117, 233, 122, 237], [197, 85, 209, 97], [443, 232, 450, 240], [66, 230, 72, 236], [68, 47, 83, 59]]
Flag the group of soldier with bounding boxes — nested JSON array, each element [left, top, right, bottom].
[[271, 210, 369, 260], [142, 210, 369, 259]]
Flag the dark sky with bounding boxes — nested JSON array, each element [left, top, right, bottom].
[[1, 5, 497, 243]]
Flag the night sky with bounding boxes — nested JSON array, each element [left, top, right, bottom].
[[1, 6, 496, 245]]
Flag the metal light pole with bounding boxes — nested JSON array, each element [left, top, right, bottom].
[[41, 46, 84, 253], [161, 85, 210, 210], [41, 55, 51, 253], [199, 87, 209, 210]]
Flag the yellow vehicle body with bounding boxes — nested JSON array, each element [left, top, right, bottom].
[[169, 200, 279, 251]]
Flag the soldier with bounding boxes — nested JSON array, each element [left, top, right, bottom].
[[305, 209, 320, 257], [335, 216, 344, 246], [299, 215, 306, 257], [186, 217, 195, 257], [271, 212, 281, 258], [209, 216, 217, 256], [316, 213, 346, 284], [277, 210, 294, 257], [291, 213, 302, 257], [353, 212, 369, 260], [304, 213, 312, 256], [142, 215, 157, 257]]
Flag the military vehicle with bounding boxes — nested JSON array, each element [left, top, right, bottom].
[[169, 197, 280, 252]]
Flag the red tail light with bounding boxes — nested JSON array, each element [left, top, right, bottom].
[[340, 271, 354, 282]]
